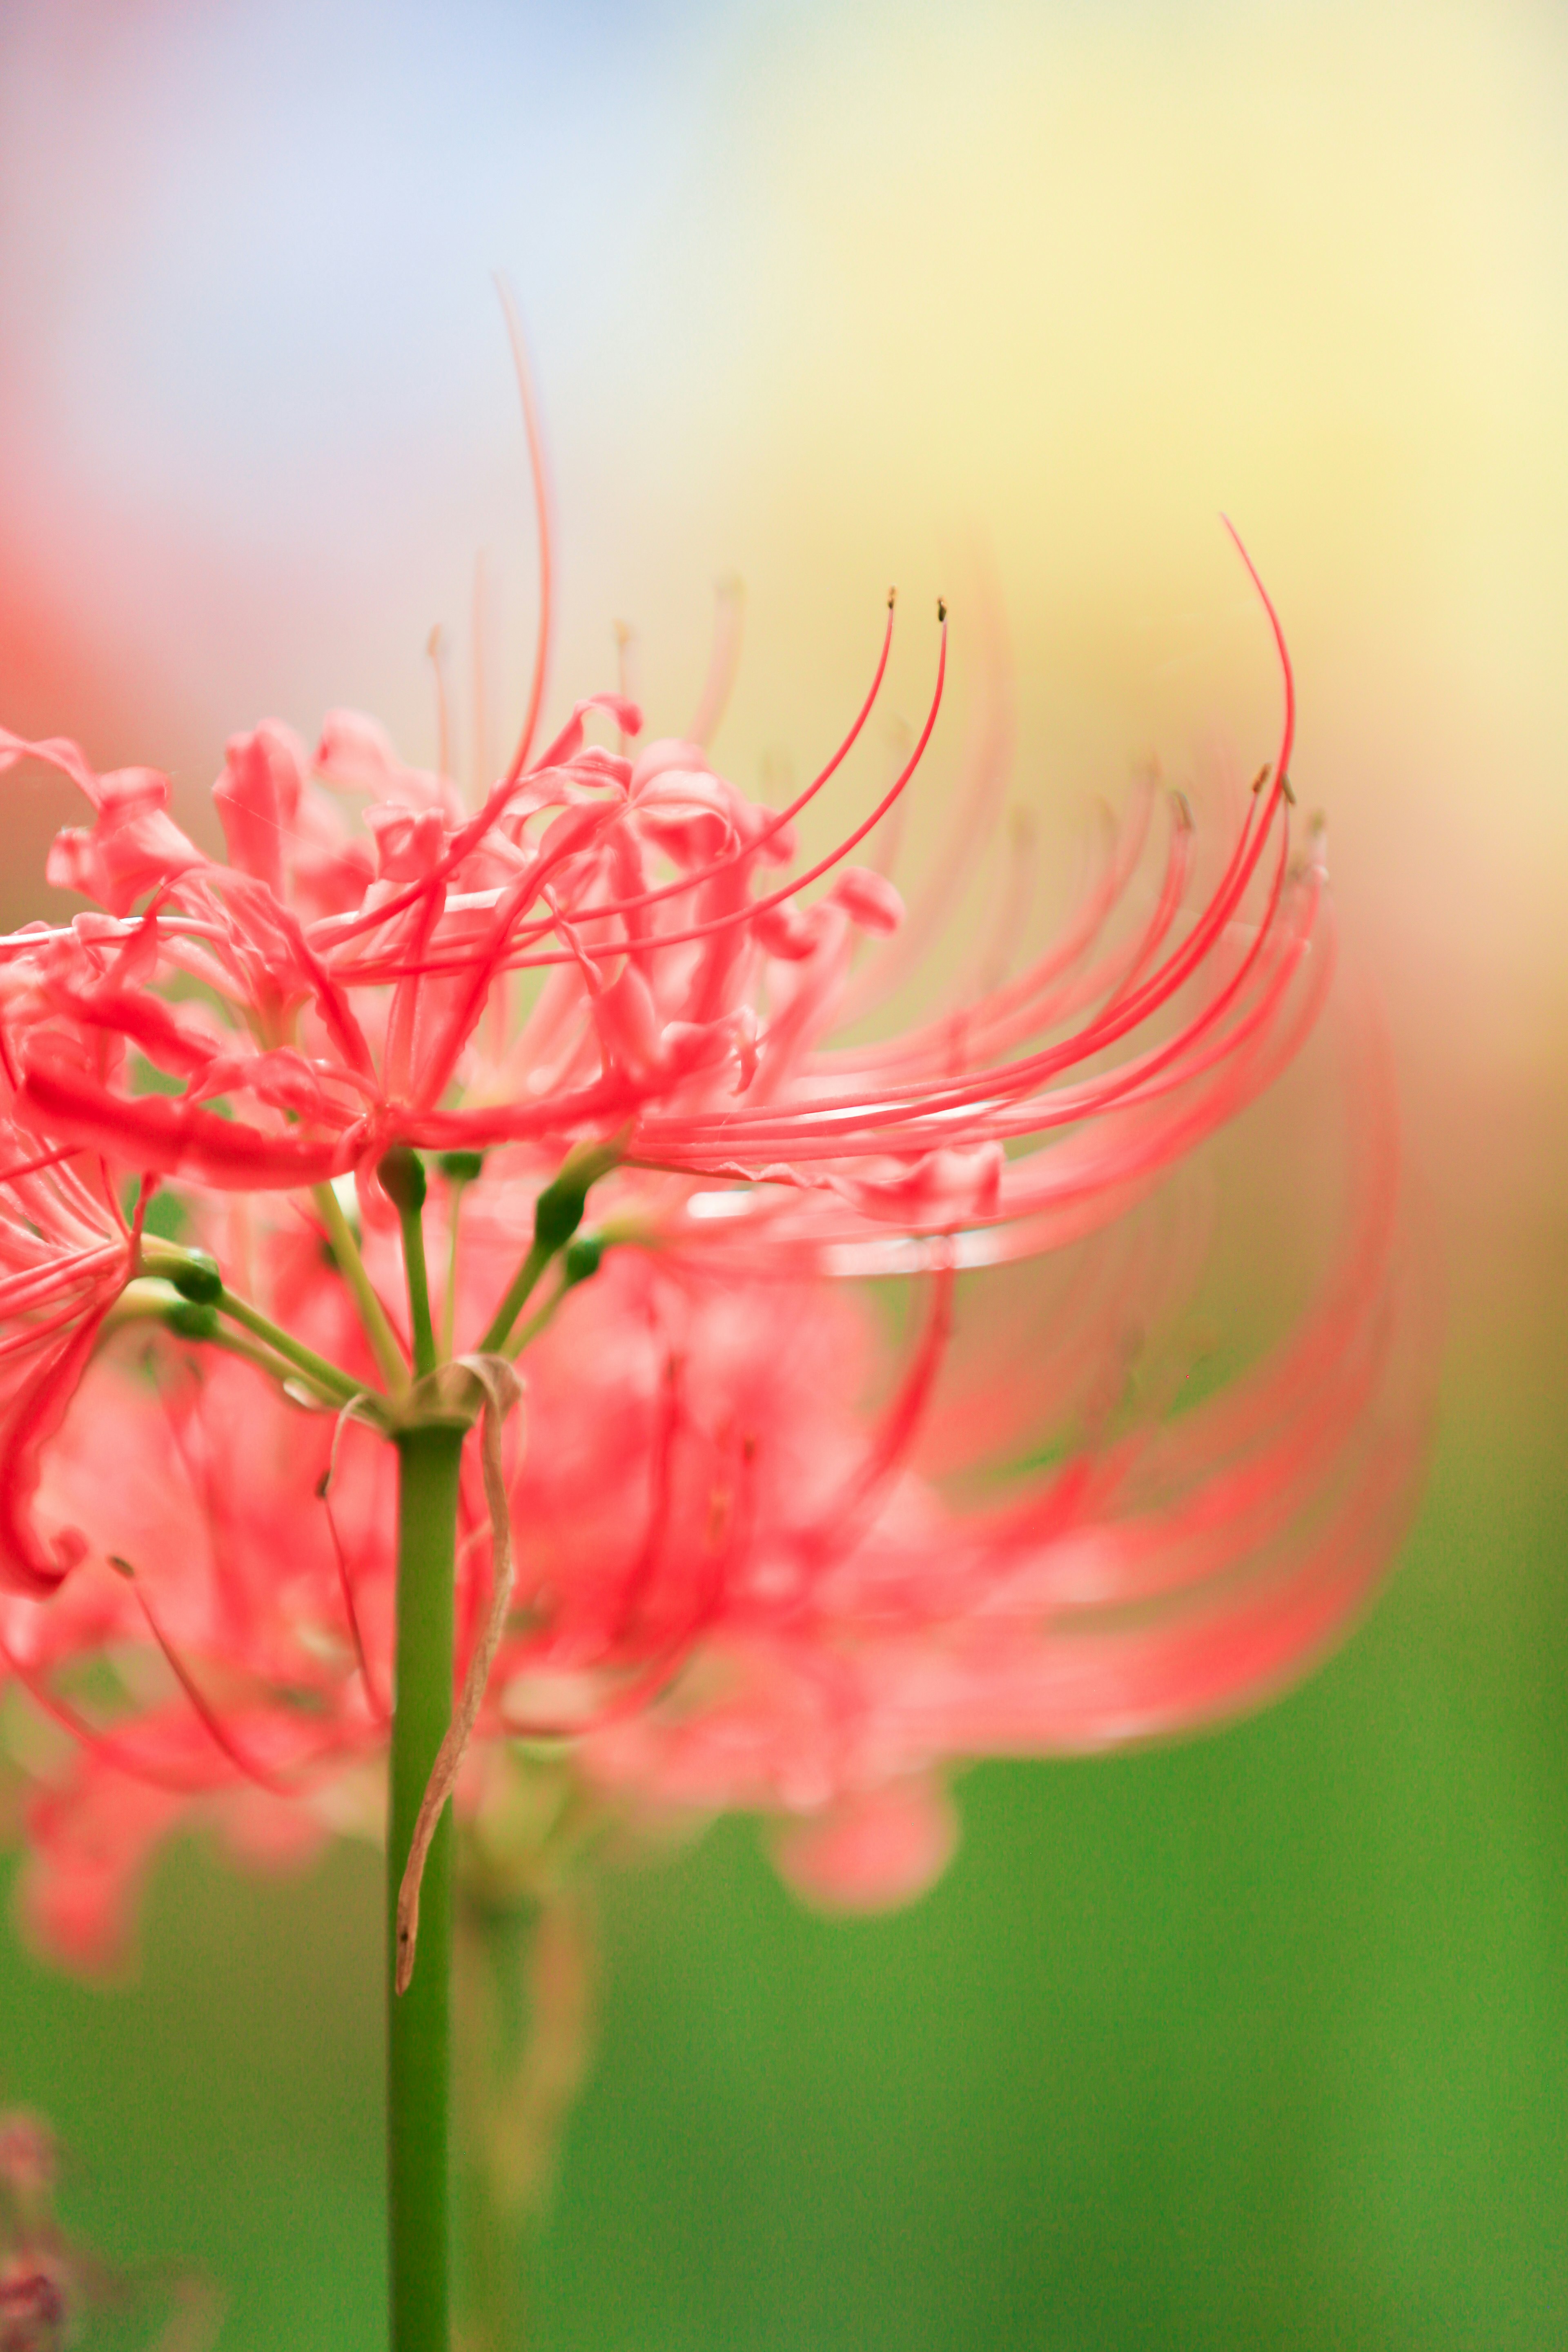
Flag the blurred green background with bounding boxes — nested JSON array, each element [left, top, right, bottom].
[[1, 0, 1566, 2343], [5, 1409, 1565, 2347]]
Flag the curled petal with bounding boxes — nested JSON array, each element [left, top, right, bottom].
[[315, 708, 441, 806], [45, 797, 204, 916], [838, 1145, 1005, 1227], [531, 695, 642, 777], [827, 867, 904, 936], [213, 722, 309, 895], [367, 802, 446, 883]]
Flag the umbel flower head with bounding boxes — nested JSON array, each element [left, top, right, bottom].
[[0, 515, 1425, 1969]]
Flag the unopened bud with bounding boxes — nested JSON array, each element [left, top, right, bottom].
[[168, 1251, 223, 1305], [379, 1146, 428, 1215], [562, 1234, 605, 1287], [436, 1150, 485, 1185], [167, 1300, 219, 1341], [534, 1176, 588, 1254]]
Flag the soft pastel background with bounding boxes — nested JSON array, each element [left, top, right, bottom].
[[1, 1, 1565, 2344]]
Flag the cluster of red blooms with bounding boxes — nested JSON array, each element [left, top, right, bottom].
[[0, 546, 1424, 1969]]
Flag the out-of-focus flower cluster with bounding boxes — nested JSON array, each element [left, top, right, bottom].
[[0, 2106, 218, 2348], [0, 566, 1428, 1968]]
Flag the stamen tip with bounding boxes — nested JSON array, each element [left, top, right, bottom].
[[1250, 762, 1272, 795], [936, 597, 947, 624]]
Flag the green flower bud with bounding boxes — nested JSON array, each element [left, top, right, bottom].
[[167, 1300, 219, 1341], [168, 1251, 223, 1305], [379, 1145, 428, 1214], [436, 1150, 485, 1185], [562, 1234, 605, 1287], [533, 1176, 587, 1253]]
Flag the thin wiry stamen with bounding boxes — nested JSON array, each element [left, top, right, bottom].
[[496, 279, 554, 788], [502, 609, 943, 973]]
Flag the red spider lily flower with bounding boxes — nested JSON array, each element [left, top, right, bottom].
[[0, 506, 1427, 1984], [0, 541, 1319, 1599], [0, 1001, 1425, 1966], [0, 537, 1309, 1272]]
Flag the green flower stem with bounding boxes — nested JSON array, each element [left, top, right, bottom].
[[313, 1180, 410, 1393], [213, 1291, 374, 1410], [441, 1179, 475, 1363], [398, 1203, 439, 1380], [504, 1281, 566, 1361], [207, 1323, 352, 1401], [478, 1240, 551, 1358], [118, 1265, 374, 1413], [389, 1420, 466, 2352]]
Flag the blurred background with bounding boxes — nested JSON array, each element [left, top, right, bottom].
[[0, 0, 1565, 2343]]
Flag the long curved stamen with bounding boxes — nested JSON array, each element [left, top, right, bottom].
[[504, 607, 945, 973], [337, 599, 914, 1059], [128, 1579, 304, 1798], [309, 591, 898, 988], [1223, 515, 1296, 790], [823, 782, 1156, 1080], [0, 1625, 219, 1793], [401, 592, 902, 976], [803, 1255, 955, 1554], [637, 798, 1295, 1156], [611, 1349, 682, 1648], [428, 626, 454, 786], [320, 1399, 389, 1722], [496, 279, 555, 789], [688, 575, 745, 750]]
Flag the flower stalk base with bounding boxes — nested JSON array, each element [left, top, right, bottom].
[[389, 1422, 466, 2352]]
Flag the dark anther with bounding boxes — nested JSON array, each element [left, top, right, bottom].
[[936, 596, 948, 624], [1251, 762, 1272, 794]]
